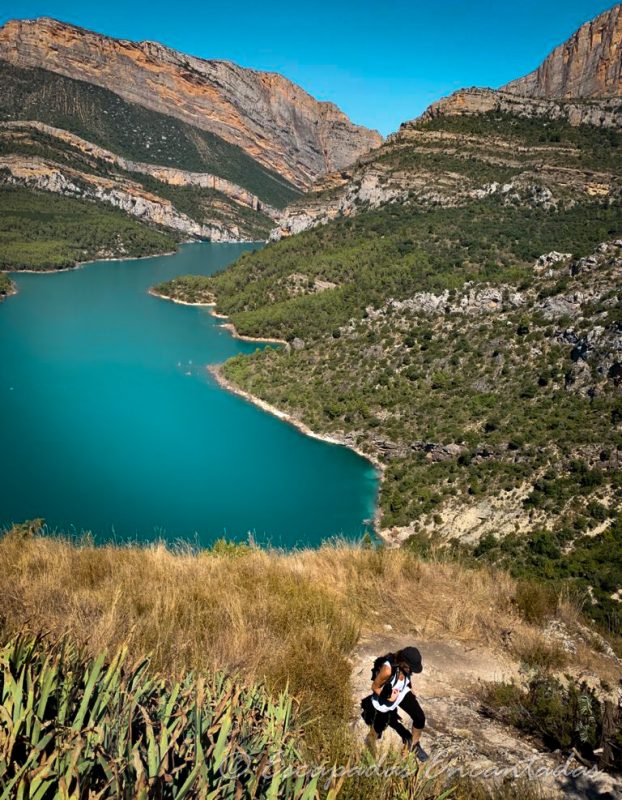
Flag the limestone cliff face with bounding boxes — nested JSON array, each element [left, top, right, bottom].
[[0, 155, 241, 241], [503, 4, 622, 98], [0, 18, 382, 188], [416, 87, 622, 128], [1, 121, 281, 220]]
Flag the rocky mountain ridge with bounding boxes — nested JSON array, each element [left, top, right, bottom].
[[1, 120, 281, 220], [271, 101, 622, 239], [0, 17, 382, 189], [415, 87, 622, 128], [270, 5, 622, 241], [504, 3, 622, 98], [0, 154, 241, 241]]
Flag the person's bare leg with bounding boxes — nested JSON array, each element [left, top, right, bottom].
[[365, 728, 378, 756], [411, 726, 423, 746]]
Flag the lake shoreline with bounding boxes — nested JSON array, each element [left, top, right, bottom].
[[0, 282, 19, 301], [1, 238, 268, 278], [1, 248, 181, 302], [216, 322, 288, 347], [152, 281, 385, 539], [147, 287, 216, 307], [208, 363, 386, 540], [148, 288, 288, 346], [4, 240, 382, 546], [3, 249, 180, 277]]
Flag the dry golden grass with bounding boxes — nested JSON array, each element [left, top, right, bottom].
[[0, 530, 512, 727], [509, 629, 568, 671], [0, 530, 520, 667], [3, 520, 622, 800], [0, 524, 611, 755]]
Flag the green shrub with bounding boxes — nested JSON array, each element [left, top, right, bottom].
[[514, 579, 559, 624], [479, 674, 609, 762]]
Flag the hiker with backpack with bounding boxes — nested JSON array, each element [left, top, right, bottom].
[[360, 646, 428, 761]]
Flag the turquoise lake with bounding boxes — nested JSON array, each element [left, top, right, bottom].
[[0, 243, 378, 547]]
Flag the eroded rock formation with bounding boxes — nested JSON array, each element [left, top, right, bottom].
[[0, 154, 241, 241], [0, 17, 382, 188]]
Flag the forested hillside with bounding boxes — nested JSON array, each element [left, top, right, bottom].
[[155, 108, 622, 635]]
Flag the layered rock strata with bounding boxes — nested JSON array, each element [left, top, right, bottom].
[[1, 121, 281, 220], [0, 154, 241, 241], [0, 17, 382, 188], [417, 88, 622, 128]]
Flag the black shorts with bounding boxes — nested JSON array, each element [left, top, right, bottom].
[[361, 691, 425, 738]]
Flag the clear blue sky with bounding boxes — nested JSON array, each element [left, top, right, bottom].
[[1, 1, 617, 135]]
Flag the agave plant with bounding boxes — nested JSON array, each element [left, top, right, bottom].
[[0, 634, 334, 799]]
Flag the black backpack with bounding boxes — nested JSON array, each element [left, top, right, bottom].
[[361, 653, 399, 725], [371, 652, 398, 683]]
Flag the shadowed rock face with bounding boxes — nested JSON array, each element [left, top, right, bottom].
[[503, 4, 622, 98], [0, 17, 382, 189]]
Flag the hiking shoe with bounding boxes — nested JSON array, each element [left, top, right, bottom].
[[413, 742, 429, 762]]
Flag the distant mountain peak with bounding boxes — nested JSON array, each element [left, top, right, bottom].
[[503, 4, 622, 98], [0, 17, 382, 188]]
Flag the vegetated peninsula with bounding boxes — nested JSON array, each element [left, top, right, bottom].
[[0, 17, 381, 271], [168, 5, 622, 638], [150, 274, 216, 306], [0, 269, 16, 299]]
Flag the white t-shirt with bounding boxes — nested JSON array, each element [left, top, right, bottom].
[[371, 661, 411, 712]]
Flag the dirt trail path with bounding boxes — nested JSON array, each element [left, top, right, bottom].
[[350, 633, 620, 799]]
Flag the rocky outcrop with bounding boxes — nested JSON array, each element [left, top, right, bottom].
[[359, 241, 620, 323], [384, 285, 526, 317], [269, 168, 407, 239], [414, 87, 622, 129], [359, 240, 622, 405], [504, 4, 622, 98], [0, 17, 382, 188], [270, 113, 621, 240], [0, 155, 240, 241], [1, 121, 281, 220], [549, 242, 622, 395]]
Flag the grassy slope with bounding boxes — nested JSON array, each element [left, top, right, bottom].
[[0, 62, 301, 209], [0, 185, 177, 269], [1, 524, 619, 797]]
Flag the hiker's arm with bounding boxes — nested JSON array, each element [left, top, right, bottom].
[[371, 664, 392, 697]]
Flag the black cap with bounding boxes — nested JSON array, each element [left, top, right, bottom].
[[401, 646, 423, 673]]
